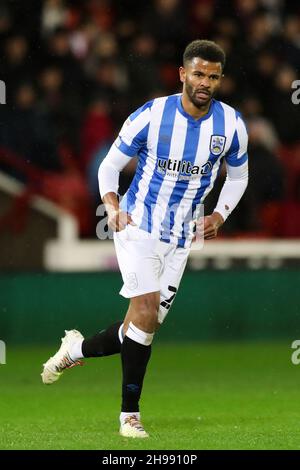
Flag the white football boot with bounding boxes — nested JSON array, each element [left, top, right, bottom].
[[41, 329, 84, 385], [119, 414, 149, 438]]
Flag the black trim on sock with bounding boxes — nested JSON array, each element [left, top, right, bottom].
[[82, 321, 122, 357], [121, 335, 152, 412]]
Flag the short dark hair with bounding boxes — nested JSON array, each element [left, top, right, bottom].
[[183, 40, 226, 70]]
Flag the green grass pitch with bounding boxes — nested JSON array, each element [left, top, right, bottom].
[[1, 342, 300, 450]]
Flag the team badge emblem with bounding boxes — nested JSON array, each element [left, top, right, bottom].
[[210, 135, 226, 156], [126, 272, 138, 290]]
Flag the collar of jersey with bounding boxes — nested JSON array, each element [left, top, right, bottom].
[[177, 95, 214, 126]]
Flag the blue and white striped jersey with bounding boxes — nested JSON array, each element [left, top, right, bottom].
[[116, 93, 248, 247]]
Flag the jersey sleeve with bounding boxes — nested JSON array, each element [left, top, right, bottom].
[[213, 161, 248, 221], [113, 100, 153, 157], [214, 113, 249, 221], [225, 113, 248, 167]]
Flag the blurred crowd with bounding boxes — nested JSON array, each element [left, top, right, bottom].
[[0, 0, 299, 237]]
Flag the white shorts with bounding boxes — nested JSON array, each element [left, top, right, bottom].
[[113, 224, 190, 324]]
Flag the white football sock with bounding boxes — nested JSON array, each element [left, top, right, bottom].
[[69, 338, 84, 361], [126, 322, 154, 346], [118, 323, 124, 344]]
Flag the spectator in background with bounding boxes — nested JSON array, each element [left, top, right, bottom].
[[142, 0, 187, 62], [232, 11, 278, 91], [189, 0, 215, 38], [80, 95, 113, 171], [69, 21, 98, 61], [2, 35, 34, 102], [238, 98, 285, 234], [0, 82, 60, 175], [127, 34, 162, 105], [37, 65, 82, 158], [250, 49, 278, 107], [281, 15, 300, 70], [38, 66, 65, 116], [237, 116, 284, 235], [270, 65, 300, 145], [241, 95, 279, 152], [246, 119, 285, 206], [214, 15, 239, 40], [234, 0, 262, 27], [0, 3, 12, 42], [41, 0, 67, 37], [87, 56, 129, 127], [85, 31, 120, 74], [86, 0, 115, 33], [44, 27, 84, 92]]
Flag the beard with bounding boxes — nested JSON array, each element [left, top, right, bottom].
[[185, 80, 213, 109]]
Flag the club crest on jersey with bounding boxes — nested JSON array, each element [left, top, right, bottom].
[[210, 135, 226, 156]]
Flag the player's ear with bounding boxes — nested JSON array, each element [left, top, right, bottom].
[[179, 66, 186, 84]]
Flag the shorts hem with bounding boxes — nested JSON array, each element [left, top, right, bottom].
[[119, 286, 160, 299]]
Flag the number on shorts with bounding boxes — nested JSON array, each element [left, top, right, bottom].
[[160, 285, 177, 310]]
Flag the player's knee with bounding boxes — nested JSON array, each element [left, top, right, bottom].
[[134, 294, 159, 329], [139, 300, 158, 323]]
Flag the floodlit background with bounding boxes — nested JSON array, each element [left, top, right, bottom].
[[0, 0, 300, 450]]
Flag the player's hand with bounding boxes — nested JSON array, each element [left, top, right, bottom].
[[107, 209, 135, 232], [194, 211, 224, 241], [203, 212, 224, 239]]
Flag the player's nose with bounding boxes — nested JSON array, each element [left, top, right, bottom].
[[199, 76, 210, 88]]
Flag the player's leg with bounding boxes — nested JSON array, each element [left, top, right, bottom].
[[116, 245, 189, 431], [119, 292, 160, 438], [118, 247, 189, 433], [81, 290, 159, 359], [123, 291, 160, 333], [81, 320, 124, 357], [41, 316, 130, 385], [112, 226, 163, 437], [41, 226, 159, 386], [63, 282, 160, 364], [119, 243, 190, 437]]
